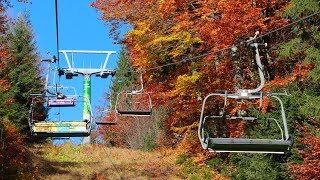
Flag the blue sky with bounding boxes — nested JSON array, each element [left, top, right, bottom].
[[8, 1, 123, 134]]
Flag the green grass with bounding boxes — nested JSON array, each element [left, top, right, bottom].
[[32, 143, 180, 179], [175, 153, 221, 180]]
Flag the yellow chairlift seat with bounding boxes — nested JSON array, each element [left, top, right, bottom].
[[32, 121, 91, 137], [28, 95, 92, 137]]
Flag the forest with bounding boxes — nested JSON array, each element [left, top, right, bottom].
[[0, 0, 319, 179]]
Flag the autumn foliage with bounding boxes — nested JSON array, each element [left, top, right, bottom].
[[290, 123, 320, 180], [92, 0, 320, 178], [0, 120, 36, 179], [92, 0, 290, 149]]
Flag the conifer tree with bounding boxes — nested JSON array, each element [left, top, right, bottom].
[[1, 12, 43, 132], [111, 47, 136, 100]]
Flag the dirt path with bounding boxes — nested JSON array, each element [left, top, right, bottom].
[[31, 144, 179, 180]]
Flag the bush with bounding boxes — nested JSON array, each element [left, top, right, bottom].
[[0, 119, 37, 179]]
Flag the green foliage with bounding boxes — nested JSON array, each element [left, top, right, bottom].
[[1, 12, 43, 132], [205, 157, 229, 176], [111, 47, 136, 93], [175, 153, 213, 180], [142, 130, 157, 151], [109, 47, 136, 107], [285, 0, 319, 17], [175, 154, 190, 165], [277, 38, 304, 59], [228, 154, 290, 180]]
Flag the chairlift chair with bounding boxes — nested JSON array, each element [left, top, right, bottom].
[[28, 95, 92, 137], [96, 94, 118, 125], [115, 72, 152, 116], [198, 92, 293, 154], [47, 85, 77, 107], [116, 91, 152, 116], [95, 109, 118, 125], [198, 35, 293, 154], [42, 58, 78, 107]]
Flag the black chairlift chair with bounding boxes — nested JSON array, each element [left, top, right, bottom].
[[96, 94, 118, 125], [115, 72, 152, 116], [198, 34, 293, 154], [95, 109, 117, 125], [198, 92, 293, 154], [28, 95, 92, 137]]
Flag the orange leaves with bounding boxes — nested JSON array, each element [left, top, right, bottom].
[[0, 119, 36, 178], [194, 0, 262, 50], [93, 0, 292, 150], [266, 63, 313, 89], [0, 79, 10, 91], [290, 124, 320, 180]]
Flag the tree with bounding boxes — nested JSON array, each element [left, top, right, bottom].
[[111, 47, 136, 97], [92, 0, 290, 148], [93, 0, 320, 178], [1, 11, 43, 133]]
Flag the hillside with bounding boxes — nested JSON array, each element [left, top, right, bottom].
[[1, 1, 320, 180], [31, 143, 179, 179]]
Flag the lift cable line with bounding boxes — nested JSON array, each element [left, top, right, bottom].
[[124, 11, 320, 74], [248, 11, 320, 43], [54, 0, 60, 68]]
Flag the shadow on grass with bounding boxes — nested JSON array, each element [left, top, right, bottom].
[[30, 144, 177, 179], [30, 145, 84, 179], [88, 160, 176, 179]]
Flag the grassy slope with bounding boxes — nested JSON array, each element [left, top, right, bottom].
[[31, 143, 180, 180]]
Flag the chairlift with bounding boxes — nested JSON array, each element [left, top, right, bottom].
[[47, 85, 77, 107], [42, 57, 78, 107], [115, 71, 152, 116], [28, 95, 92, 137], [198, 33, 293, 154], [96, 93, 118, 125], [95, 110, 117, 125]]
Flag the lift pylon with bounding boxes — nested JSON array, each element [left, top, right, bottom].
[[57, 50, 116, 142]]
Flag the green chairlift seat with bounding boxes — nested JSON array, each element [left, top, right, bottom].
[[198, 92, 293, 154], [95, 121, 116, 125]]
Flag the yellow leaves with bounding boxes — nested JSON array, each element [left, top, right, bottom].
[[171, 122, 198, 134], [126, 22, 150, 38], [171, 72, 201, 97], [148, 31, 202, 59]]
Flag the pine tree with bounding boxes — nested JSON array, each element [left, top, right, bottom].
[[1, 11, 43, 132], [111, 47, 136, 101]]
